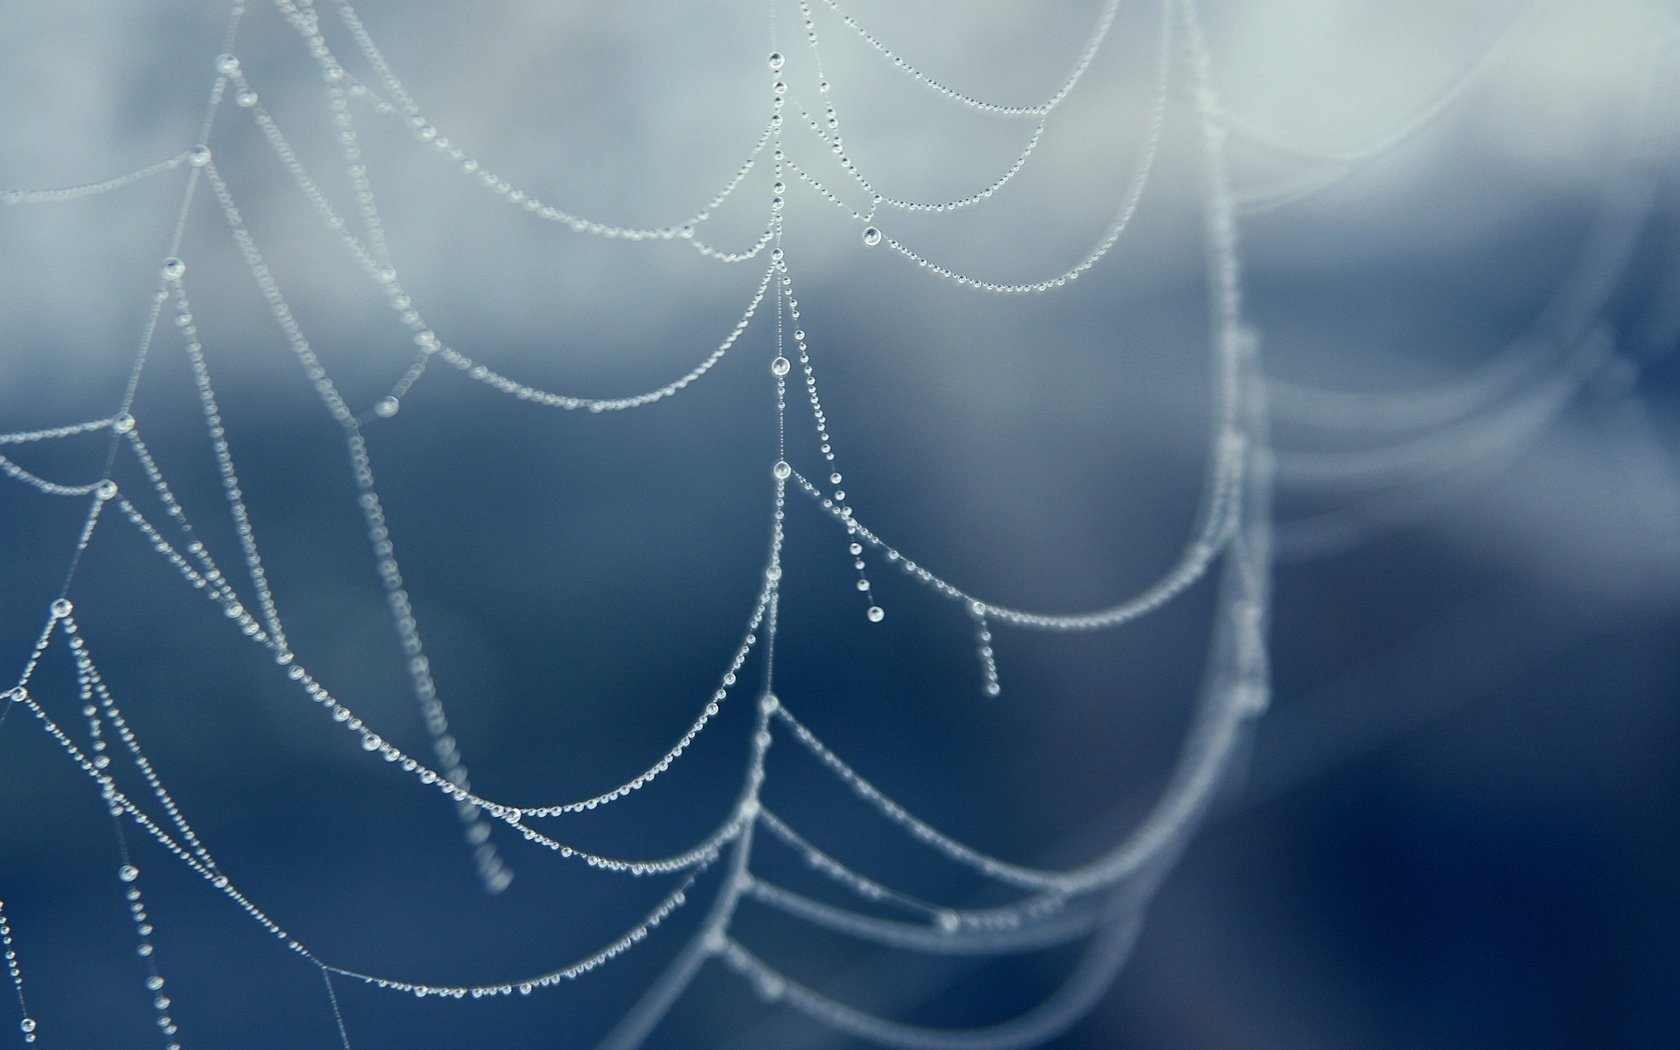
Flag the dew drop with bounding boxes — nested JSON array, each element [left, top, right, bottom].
[[118, 864, 139, 883], [935, 910, 961, 933], [235, 91, 259, 108], [769, 356, 791, 377], [113, 412, 136, 434], [866, 605, 885, 623], [767, 51, 784, 70], [215, 54, 240, 75], [187, 145, 212, 168], [862, 226, 882, 247], [161, 257, 185, 281], [96, 480, 118, 501], [754, 973, 785, 1002], [374, 396, 400, 418], [50, 598, 72, 619], [772, 460, 792, 481]]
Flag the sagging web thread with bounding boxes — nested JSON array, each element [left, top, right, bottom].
[[0, 0, 1675, 1046]]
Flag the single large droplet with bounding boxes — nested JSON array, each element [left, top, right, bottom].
[[867, 605, 885, 623], [118, 864, 139, 883], [767, 51, 785, 70], [113, 412, 136, 435], [161, 257, 185, 281], [770, 356, 791, 377], [235, 91, 259, 108], [772, 460, 792, 480], [215, 54, 240, 76], [187, 145, 212, 168], [50, 598, 72, 618], [374, 396, 400, 418], [862, 226, 882, 247]]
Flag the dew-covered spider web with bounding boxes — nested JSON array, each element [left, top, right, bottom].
[[2, 1, 1678, 1047]]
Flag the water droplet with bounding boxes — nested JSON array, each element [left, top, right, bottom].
[[235, 91, 259, 108], [984, 681, 1002, 697], [96, 480, 118, 501], [118, 864, 139, 883], [188, 145, 212, 168], [866, 605, 885, 623], [772, 460, 792, 481], [772, 80, 787, 97], [215, 54, 240, 76], [862, 226, 882, 247], [374, 396, 400, 418], [754, 973, 785, 1002], [772, 181, 785, 195], [113, 412, 136, 434], [161, 257, 185, 281], [770, 196, 784, 211], [767, 51, 784, 70], [770, 356, 791, 377], [50, 598, 72, 619], [935, 910, 961, 933]]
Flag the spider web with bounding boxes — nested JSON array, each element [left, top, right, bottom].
[[1, 1, 1677, 1047]]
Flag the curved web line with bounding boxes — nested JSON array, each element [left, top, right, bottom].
[[275, 0, 778, 242], [221, 91, 778, 412], [814, 0, 1123, 118]]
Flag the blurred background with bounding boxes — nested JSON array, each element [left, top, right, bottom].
[[0, 1, 1676, 1047]]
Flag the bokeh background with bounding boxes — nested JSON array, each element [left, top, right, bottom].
[[1, 1, 1676, 1047]]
